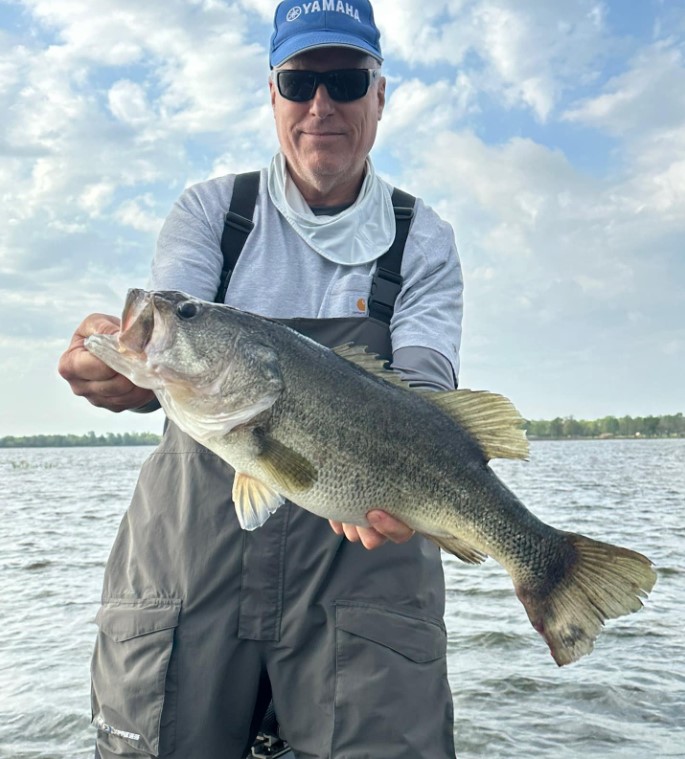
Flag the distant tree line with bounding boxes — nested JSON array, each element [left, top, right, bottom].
[[525, 413, 684, 439], [0, 431, 162, 448], [1, 413, 683, 447]]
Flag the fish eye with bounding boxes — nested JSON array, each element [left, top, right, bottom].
[[177, 301, 199, 319]]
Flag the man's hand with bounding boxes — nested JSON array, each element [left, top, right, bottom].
[[329, 510, 415, 550], [58, 313, 155, 412]]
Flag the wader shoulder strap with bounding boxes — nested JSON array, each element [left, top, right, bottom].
[[367, 187, 416, 324], [216, 171, 260, 303]]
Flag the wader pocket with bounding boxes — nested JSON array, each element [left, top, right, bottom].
[[333, 601, 454, 757], [91, 599, 181, 756]]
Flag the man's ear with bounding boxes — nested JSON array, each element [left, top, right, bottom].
[[269, 76, 277, 111], [377, 76, 386, 120]]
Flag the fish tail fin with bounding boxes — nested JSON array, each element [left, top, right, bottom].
[[515, 532, 657, 666]]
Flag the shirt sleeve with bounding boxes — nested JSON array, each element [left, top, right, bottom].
[[389, 198, 464, 383], [391, 346, 457, 390]]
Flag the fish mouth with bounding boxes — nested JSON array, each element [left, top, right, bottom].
[[118, 289, 155, 356]]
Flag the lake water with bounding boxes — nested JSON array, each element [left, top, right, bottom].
[[0, 440, 683, 758]]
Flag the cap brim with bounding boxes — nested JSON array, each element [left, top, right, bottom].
[[270, 33, 383, 67]]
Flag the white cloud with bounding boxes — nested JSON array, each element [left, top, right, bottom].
[[375, 110, 684, 415], [236, 0, 277, 23], [108, 80, 152, 127], [78, 182, 115, 216], [375, 0, 612, 120], [115, 195, 165, 234], [0, 0, 273, 278], [563, 40, 685, 136], [379, 75, 479, 141], [564, 39, 685, 221], [373, 0, 471, 65]]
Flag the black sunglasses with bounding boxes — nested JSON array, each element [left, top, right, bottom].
[[275, 68, 381, 103]]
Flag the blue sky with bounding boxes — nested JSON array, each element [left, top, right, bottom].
[[1, 0, 683, 436]]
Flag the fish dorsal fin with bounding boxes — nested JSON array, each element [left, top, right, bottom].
[[333, 344, 407, 388], [232, 473, 285, 530], [428, 389, 529, 461], [333, 344, 527, 461], [258, 435, 318, 493]]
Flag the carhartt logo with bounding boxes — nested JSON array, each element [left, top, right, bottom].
[[349, 294, 367, 314], [285, 2, 362, 23]]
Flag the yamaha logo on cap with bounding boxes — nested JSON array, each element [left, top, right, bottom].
[[284, 2, 362, 23]]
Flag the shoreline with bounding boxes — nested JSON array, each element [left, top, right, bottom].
[[1, 435, 683, 449], [527, 435, 685, 441]]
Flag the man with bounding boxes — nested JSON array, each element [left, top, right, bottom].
[[59, 1, 463, 757]]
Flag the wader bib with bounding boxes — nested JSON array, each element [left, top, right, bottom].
[[91, 318, 456, 759]]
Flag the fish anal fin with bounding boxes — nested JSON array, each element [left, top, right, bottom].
[[429, 389, 529, 461], [232, 473, 284, 531], [426, 534, 488, 565], [258, 435, 317, 493]]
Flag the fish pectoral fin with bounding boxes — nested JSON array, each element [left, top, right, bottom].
[[257, 436, 318, 493], [426, 534, 489, 564], [232, 472, 285, 531], [428, 389, 529, 461]]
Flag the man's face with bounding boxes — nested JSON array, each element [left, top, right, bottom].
[[269, 47, 385, 201]]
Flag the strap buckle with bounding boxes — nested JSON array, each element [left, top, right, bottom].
[[368, 267, 402, 319], [393, 205, 414, 221], [224, 210, 255, 234], [250, 732, 291, 758]]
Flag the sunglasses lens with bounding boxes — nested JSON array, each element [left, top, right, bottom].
[[277, 71, 318, 102], [325, 70, 369, 102], [276, 70, 372, 103]]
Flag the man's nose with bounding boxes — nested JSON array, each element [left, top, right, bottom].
[[309, 83, 335, 117]]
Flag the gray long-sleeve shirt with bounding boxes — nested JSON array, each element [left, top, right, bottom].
[[151, 169, 463, 389]]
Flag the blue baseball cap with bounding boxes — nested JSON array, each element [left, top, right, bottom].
[[269, 0, 383, 68]]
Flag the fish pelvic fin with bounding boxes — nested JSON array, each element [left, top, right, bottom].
[[232, 473, 285, 530], [515, 531, 657, 666], [428, 389, 529, 461], [426, 535, 488, 564], [257, 435, 318, 493]]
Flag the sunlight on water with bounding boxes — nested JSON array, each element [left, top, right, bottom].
[[0, 440, 683, 758]]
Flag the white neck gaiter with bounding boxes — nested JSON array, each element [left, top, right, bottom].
[[267, 151, 396, 266]]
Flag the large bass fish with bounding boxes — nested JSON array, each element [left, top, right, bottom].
[[86, 289, 657, 666]]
